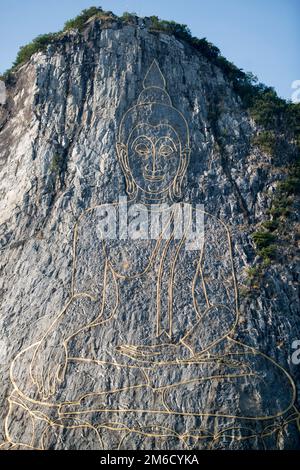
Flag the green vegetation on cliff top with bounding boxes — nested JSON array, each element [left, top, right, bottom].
[[1, 6, 299, 123]]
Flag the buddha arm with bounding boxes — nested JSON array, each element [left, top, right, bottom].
[[181, 213, 238, 356], [30, 207, 116, 397], [43, 206, 110, 342], [121, 214, 238, 363]]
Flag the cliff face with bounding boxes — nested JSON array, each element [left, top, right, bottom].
[[0, 17, 299, 450]]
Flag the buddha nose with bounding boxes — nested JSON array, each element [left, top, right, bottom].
[[145, 148, 160, 175], [145, 163, 157, 175]]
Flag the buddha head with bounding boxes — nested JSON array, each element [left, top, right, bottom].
[[117, 60, 190, 202]]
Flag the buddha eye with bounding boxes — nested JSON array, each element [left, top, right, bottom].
[[159, 144, 174, 158], [134, 143, 151, 157]]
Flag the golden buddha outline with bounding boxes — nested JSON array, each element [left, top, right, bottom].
[[1, 60, 299, 451]]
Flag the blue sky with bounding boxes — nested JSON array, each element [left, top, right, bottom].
[[0, 0, 299, 100]]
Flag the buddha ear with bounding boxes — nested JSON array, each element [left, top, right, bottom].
[[116, 142, 130, 172], [116, 142, 138, 200], [171, 146, 190, 201], [178, 145, 190, 177]]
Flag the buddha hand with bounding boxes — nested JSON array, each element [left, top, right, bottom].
[[116, 342, 193, 364], [30, 330, 67, 400]]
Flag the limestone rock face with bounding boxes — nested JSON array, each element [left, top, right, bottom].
[[0, 18, 299, 450]]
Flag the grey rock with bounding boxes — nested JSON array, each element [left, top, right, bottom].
[[0, 20, 299, 450]]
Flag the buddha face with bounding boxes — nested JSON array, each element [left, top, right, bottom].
[[126, 123, 182, 194]]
